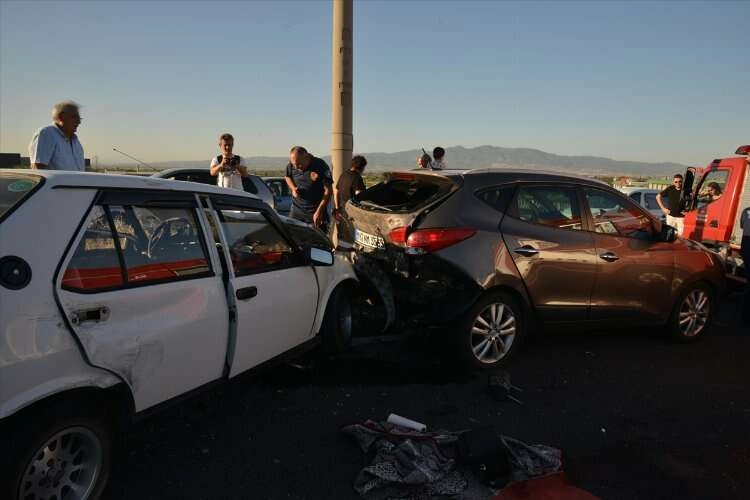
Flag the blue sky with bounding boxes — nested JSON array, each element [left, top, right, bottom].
[[1, 0, 747, 166]]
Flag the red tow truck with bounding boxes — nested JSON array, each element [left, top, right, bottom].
[[682, 145, 750, 288]]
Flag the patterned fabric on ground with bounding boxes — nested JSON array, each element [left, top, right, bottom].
[[342, 420, 563, 500]]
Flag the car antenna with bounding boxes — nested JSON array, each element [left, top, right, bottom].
[[112, 147, 154, 173], [421, 147, 434, 169]]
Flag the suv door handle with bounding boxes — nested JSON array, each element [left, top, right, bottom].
[[513, 246, 539, 257], [236, 286, 258, 300], [70, 306, 110, 325], [599, 252, 619, 262]]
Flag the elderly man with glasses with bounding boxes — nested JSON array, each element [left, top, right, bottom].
[[29, 100, 85, 171], [656, 174, 686, 236]]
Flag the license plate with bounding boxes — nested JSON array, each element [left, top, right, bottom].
[[354, 229, 385, 249]]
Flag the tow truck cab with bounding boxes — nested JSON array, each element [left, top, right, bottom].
[[682, 145, 750, 286]]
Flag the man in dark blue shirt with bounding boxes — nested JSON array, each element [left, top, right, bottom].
[[285, 146, 333, 233]]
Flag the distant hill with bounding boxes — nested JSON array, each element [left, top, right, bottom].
[[142, 145, 688, 177]]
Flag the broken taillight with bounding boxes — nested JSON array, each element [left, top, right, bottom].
[[388, 227, 409, 245], [404, 228, 477, 254]]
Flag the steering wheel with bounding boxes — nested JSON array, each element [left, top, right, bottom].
[[147, 217, 193, 259]]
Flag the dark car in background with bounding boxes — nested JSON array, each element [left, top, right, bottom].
[[346, 169, 726, 369], [152, 168, 276, 210], [263, 176, 292, 215]]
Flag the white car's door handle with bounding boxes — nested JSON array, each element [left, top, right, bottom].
[[70, 306, 110, 325], [236, 286, 258, 300]]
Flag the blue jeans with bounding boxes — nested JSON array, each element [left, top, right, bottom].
[[290, 204, 329, 234]]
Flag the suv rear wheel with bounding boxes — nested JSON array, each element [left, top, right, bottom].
[[459, 291, 524, 369]]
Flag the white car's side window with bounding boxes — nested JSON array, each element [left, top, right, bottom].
[[62, 205, 124, 291], [63, 204, 212, 292], [217, 209, 296, 276]]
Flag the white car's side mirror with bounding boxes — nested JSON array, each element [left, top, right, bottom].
[[307, 247, 334, 266]]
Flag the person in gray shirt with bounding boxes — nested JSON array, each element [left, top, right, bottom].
[[29, 101, 85, 171]]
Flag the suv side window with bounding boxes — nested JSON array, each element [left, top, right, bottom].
[[583, 188, 654, 239], [508, 185, 583, 231], [63, 204, 212, 292], [218, 209, 296, 276], [476, 186, 515, 213]]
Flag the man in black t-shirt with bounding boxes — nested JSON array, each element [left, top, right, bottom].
[[334, 155, 368, 247], [657, 174, 685, 235], [285, 146, 333, 233]]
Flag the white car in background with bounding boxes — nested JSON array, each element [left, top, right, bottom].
[[619, 187, 665, 221], [0, 170, 355, 500]]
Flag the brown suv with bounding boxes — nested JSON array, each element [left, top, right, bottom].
[[346, 169, 726, 369]]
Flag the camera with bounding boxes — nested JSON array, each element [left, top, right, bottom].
[[222, 155, 238, 173]]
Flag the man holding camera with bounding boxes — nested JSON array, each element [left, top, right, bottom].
[[210, 133, 249, 190]]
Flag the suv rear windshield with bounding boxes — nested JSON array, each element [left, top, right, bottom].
[[351, 173, 456, 213], [0, 174, 43, 223]]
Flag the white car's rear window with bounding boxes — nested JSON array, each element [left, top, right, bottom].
[[0, 173, 43, 223]]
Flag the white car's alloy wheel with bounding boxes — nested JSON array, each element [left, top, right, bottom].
[[19, 426, 102, 500]]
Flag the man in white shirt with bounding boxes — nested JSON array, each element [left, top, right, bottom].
[[209, 133, 249, 190], [29, 101, 85, 171]]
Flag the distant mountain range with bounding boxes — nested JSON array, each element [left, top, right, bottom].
[[141, 145, 688, 178]]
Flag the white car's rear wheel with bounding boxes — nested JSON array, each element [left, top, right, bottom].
[[7, 411, 112, 500], [322, 282, 353, 354]]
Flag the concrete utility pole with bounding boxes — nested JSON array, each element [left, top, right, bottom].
[[331, 0, 353, 185]]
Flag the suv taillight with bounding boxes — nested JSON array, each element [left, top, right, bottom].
[[388, 227, 409, 245], [404, 228, 476, 254]]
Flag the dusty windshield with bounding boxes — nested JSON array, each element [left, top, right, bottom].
[[0, 174, 43, 223]]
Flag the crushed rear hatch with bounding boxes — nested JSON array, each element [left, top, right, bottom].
[[345, 171, 461, 252]]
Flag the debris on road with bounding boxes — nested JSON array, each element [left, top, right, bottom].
[[386, 413, 427, 431], [341, 418, 567, 499], [487, 372, 523, 405]]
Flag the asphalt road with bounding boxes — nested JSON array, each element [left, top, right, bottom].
[[108, 296, 750, 500]]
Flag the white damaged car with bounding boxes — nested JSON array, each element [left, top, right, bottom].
[[0, 170, 356, 500]]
